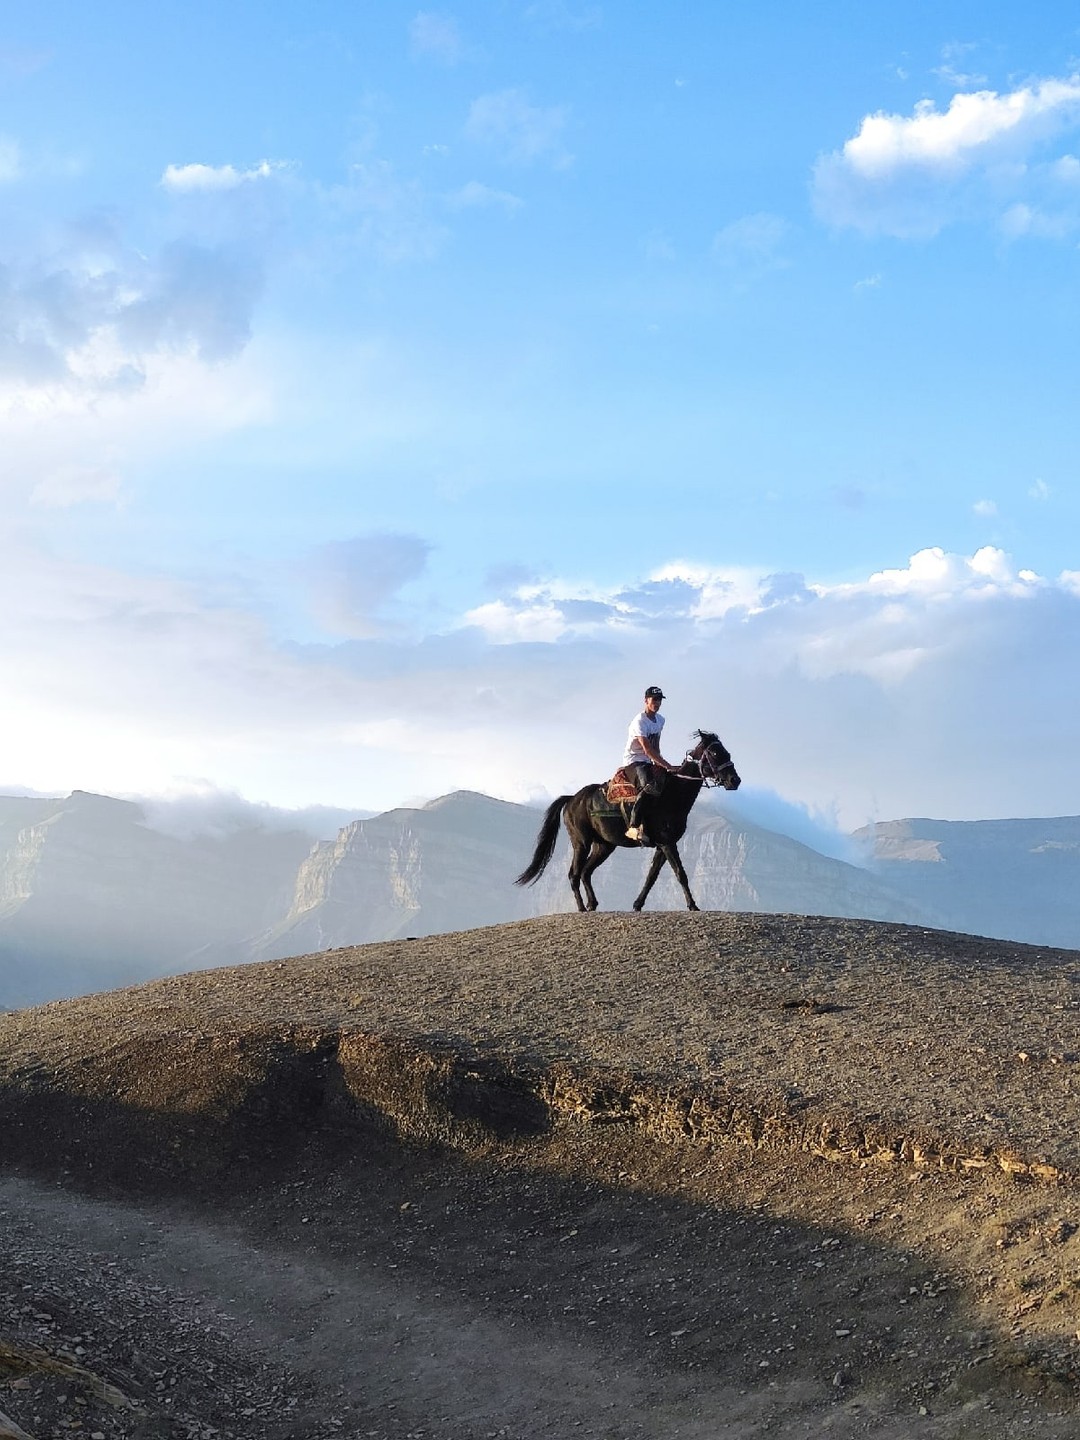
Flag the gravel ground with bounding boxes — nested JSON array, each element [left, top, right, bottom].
[[2, 911, 1080, 1438]]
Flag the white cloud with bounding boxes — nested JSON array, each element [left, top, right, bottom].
[[522, 2, 601, 33], [933, 41, 989, 92], [0, 343, 272, 523], [326, 161, 448, 262], [308, 533, 432, 637], [1029, 478, 1051, 500], [838, 81, 1080, 176], [814, 75, 1080, 237], [853, 273, 881, 293], [465, 89, 571, 167], [973, 498, 997, 517], [161, 160, 288, 192], [0, 225, 265, 417], [3, 538, 1080, 827], [712, 212, 789, 273], [446, 180, 523, 212], [137, 781, 365, 840], [409, 12, 465, 65], [29, 463, 123, 508]]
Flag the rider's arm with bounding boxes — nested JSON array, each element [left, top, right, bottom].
[[641, 735, 674, 770]]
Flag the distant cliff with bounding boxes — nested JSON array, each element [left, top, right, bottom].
[[856, 815, 1080, 948], [253, 791, 926, 961], [0, 791, 313, 1008], [3, 789, 1078, 1011]]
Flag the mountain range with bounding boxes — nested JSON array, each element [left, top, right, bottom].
[[1, 788, 1078, 1009]]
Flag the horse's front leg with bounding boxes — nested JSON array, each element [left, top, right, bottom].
[[580, 841, 615, 911], [662, 841, 698, 911], [632, 848, 668, 912]]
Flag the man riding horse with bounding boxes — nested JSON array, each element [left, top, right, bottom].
[[622, 684, 679, 844], [516, 705, 741, 913]]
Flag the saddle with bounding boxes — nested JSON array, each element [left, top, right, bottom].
[[604, 767, 638, 805]]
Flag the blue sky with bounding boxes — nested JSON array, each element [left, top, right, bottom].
[[3, 2, 1080, 831]]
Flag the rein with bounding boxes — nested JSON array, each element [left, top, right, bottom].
[[684, 745, 736, 788]]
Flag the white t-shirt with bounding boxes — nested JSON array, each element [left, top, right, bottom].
[[622, 710, 665, 768]]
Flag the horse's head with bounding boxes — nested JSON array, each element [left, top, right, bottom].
[[689, 730, 741, 790]]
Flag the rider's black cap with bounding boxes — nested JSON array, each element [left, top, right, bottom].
[[644, 685, 665, 698]]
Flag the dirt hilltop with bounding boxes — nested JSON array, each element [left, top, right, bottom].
[[3, 911, 1080, 1439]]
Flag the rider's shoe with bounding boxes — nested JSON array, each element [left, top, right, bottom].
[[625, 825, 644, 843]]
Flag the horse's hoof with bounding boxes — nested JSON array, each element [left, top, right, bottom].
[[632, 903, 643, 913]]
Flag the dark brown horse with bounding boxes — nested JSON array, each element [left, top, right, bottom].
[[516, 731, 740, 913]]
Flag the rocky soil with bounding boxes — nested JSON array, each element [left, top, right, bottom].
[[3, 911, 1080, 1438]]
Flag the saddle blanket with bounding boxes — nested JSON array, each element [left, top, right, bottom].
[[604, 767, 638, 805]]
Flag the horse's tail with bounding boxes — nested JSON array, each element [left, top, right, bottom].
[[516, 795, 573, 885]]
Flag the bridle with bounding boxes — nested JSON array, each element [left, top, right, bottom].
[[686, 740, 737, 788]]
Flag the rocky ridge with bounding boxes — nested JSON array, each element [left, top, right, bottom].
[[0, 789, 928, 1008], [4, 911, 1080, 1436]]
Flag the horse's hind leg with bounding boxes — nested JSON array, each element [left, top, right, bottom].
[[567, 838, 590, 912], [580, 840, 615, 911], [632, 848, 667, 912]]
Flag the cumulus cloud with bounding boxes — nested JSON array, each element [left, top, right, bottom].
[[0, 222, 264, 413], [933, 42, 989, 92], [326, 161, 448, 262], [409, 12, 466, 65], [161, 160, 288, 192], [814, 75, 1080, 237], [712, 212, 789, 270], [455, 545, 1078, 823], [3, 535, 1080, 829], [138, 782, 366, 840], [465, 89, 571, 167], [446, 180, 523, 212], [308, 533, 432, 637]]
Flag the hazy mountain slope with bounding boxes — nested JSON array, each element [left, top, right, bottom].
[[7, 788, 1076, 1011], [255, 790, 926, 960], [258, 790, 546, 955], [856, 815, 1080, 948], [0, 792, 314, 1008]]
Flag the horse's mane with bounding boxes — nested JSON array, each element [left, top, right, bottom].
[[693, 729, 719, 745]]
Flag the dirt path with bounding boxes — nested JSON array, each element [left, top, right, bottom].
[[4, 913, 1080, 1437], [2, 1143, 1078, 1440]]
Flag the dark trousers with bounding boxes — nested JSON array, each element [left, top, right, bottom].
[[627, 762, 664, 827]]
